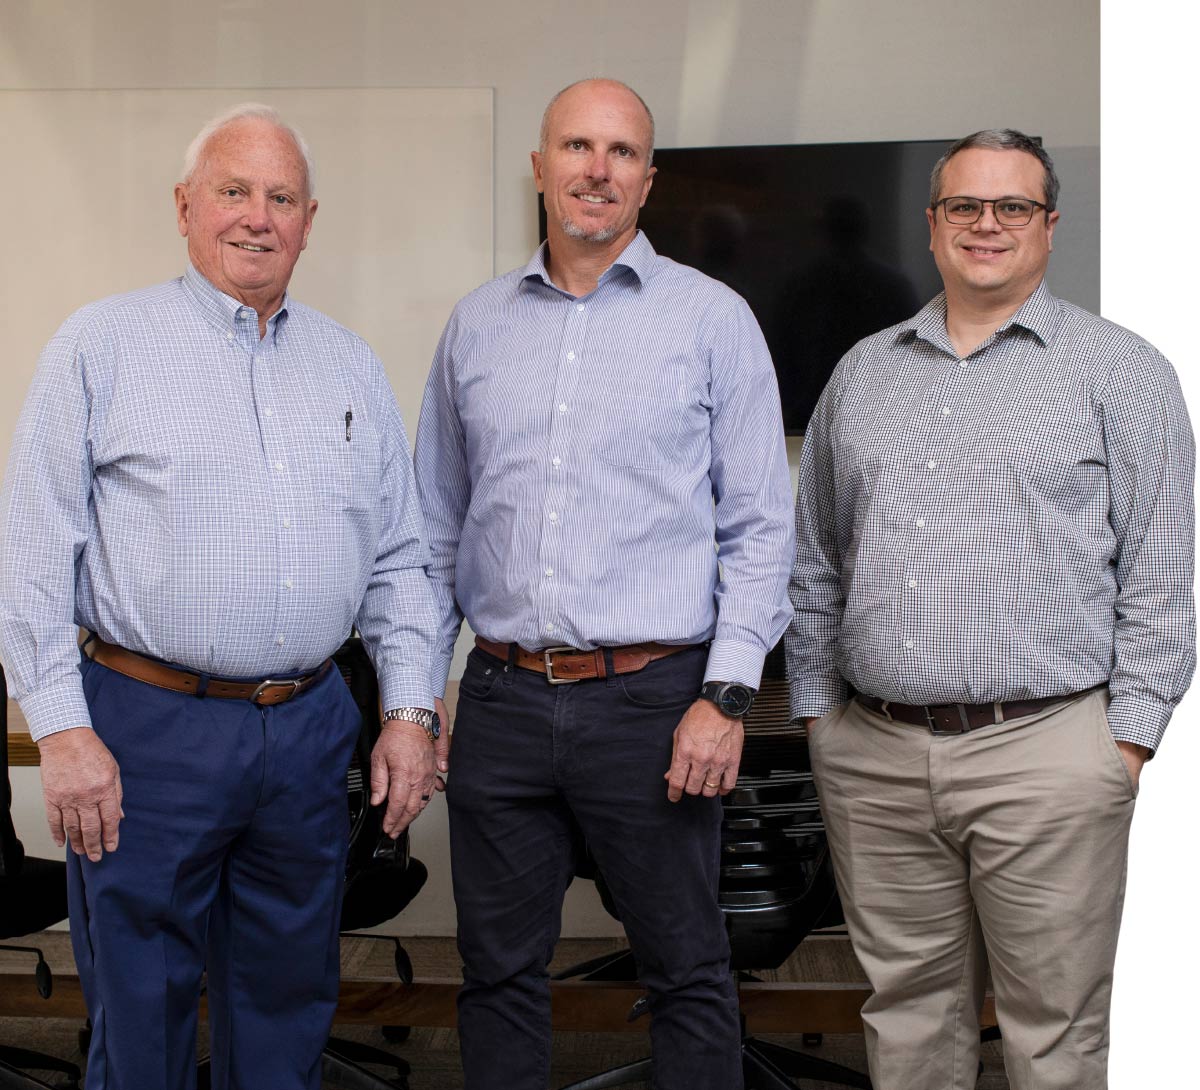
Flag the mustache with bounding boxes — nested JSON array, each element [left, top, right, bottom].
[[567, 183, 618, 202]]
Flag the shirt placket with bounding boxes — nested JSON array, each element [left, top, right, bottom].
[[535, 294, 591, 647], [240, 311, 291, 665]]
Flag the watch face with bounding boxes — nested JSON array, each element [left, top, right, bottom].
[[718, 684, 754, 718]]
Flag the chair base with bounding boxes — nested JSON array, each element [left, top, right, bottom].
[[0, 1050, 81, 1089], [556, 1034, 872, 1090]]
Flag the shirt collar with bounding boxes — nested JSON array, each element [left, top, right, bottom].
[[181, 263, 291, 343], [519, 229, 658, 295], [900, 279, 1062, 355]]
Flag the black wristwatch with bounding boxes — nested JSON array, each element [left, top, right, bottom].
[[699, 681, 756, 718]]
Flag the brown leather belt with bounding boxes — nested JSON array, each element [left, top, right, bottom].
[[85, 636, 332, 706], [474, 636, 695, 685], [856, 691, 1084, 735]]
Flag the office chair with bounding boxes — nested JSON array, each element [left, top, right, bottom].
[[0, 666, 82, 1090], [320, 636, 428, 1090], [557, 643, 872, 1090]]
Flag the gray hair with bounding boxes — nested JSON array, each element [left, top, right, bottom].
[[929, 128, 1059, 212], [182, 102, 317, 197], [538, 79, 656, 167]]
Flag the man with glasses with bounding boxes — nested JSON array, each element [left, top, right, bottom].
[[786, 129, 1194, 1089]]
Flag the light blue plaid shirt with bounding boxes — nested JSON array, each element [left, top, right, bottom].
[[414, 231, 794, 697], [1, 265, 436, 740]]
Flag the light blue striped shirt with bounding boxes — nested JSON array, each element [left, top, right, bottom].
[[1, 265, 436, 741], [414, 231, 794, 697]]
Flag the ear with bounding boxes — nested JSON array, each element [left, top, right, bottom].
[[174, 183, 191, 238], [639, 165, 657, 209], [926, 206, 937, 251], [1045, 208, 1060, 253], [300, 199, 318, 251], [531, 150, 545, 193]]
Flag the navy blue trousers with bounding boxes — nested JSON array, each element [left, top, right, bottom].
[[448, 645, 742, 1090], [67, 657, 361, 1090]]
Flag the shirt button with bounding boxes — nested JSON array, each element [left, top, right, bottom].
[[276, 636, 285, 646], [576, 303, 585, 312], [904, 639, 914, 650], [907, 579, 917, 588], [551, 456, 562, 467], [915, 517, 926, 528], [548, 511, 559, 522], [926, 460, 937, 469], [558, 403, 568, 413], [226, 333, 234, 343], [959, 359, 968, 368], [282, 518, 291, 529], [942, 406, 951, 416], [566, 351, 576, 361], [274, 462, 284, 472], [545, 568, 554, 577], [264, 408, 273, 418], [284, 579, 293, 589], [544, 623, 555, 634]]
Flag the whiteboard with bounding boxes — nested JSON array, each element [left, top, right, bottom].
[[0, 87, 494, 465]]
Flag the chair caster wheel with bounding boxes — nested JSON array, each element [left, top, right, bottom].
[[382, 1024, 411, 1043]]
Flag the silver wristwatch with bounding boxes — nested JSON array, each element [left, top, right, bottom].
[[382, 706, 440, 741]]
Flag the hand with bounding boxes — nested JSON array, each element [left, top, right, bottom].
[[434, 696, 452, 780], [369, 720, 438, 838], [37, 727, 123, 862], [1116, 740, 1150, 791], [664, 699, 744, 802]]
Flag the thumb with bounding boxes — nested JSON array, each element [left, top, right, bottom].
[[369, 746, 390, 806]]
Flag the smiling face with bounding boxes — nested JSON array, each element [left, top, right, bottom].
[[174, 117, 317, 319], [927, 147, 1058, 313], [532, 80, 655, 253]]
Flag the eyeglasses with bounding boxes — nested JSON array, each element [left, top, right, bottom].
[[934, 196, 1050, 226]]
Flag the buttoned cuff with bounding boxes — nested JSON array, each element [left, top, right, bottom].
[[19, 678, 93, 742], [788, 672, 850, 723], [377, 670, 434, 716], [704, 639, 767, 690], [1105, 691, 1173, 756], [430, 652, 455, 701]]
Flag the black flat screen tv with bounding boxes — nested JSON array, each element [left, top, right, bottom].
[[539, 139, 952, 434]]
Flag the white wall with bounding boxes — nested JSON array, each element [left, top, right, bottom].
[[1, 0, 1101, 937]]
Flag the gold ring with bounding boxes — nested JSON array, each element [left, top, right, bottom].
[[704, 780, 720, 788]]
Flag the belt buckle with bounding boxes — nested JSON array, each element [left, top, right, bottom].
[[925, 704, 971, 735], [250, 677, 303, 704], [543, 646, 581, 685]]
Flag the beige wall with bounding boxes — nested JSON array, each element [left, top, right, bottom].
[[1, 0, 1100, 936]]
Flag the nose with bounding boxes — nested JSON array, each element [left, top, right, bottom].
[[584, 148, 610, 181], [972, 201, 1003, 231], [243, 191, 272, 232]]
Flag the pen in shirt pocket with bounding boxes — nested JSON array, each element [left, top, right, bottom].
[[345, 406, 353, 442]]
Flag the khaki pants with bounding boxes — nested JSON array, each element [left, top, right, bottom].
[[808, 690, 1136, 1090]]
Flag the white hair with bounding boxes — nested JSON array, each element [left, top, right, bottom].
[[182, 102, 316, 197]]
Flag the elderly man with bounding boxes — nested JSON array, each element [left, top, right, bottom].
[[787, 128, 1194, 1090], [0, 104, 438, 1090], [414, 79, 793, 1089]]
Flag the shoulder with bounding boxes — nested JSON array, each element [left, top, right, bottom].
[[51, 279, 187, 347], [642, 254, 747, 318], [283, 299, 377, 358]]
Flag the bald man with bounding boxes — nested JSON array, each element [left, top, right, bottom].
[[414, 79, 793, 1090]]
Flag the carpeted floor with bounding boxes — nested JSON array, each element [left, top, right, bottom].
[[1, 932, 1009, 1088]]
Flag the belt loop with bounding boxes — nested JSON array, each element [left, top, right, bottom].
[[503, 643, 517, 685], [603, 648, 617, 687], [195, 672, 210, 699], [993, 701, 1004, 723]]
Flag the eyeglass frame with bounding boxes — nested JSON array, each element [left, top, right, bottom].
[[932, 195, 1052, 227]]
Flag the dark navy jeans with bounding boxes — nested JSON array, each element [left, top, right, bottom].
[[67, 656, 361, 1090], [447, 644, 742, 1090]]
